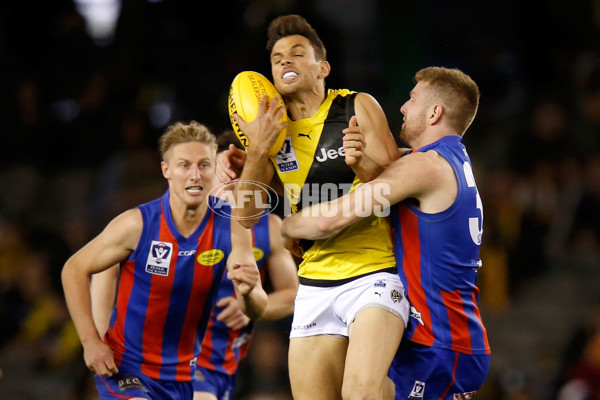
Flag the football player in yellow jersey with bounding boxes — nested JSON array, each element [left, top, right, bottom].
[[219, 15, 408, 400]]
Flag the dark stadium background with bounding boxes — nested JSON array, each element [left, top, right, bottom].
[[1, 1, 599, 399]]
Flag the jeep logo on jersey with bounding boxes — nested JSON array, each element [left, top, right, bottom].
[[315, 146, 345, 163], [145, 241, 173, 276], [208, 180, 278, 221], [198, 249, 225, 266]]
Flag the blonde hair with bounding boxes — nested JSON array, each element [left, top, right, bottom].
[[159, 121, 218, 160], [415, 67, 480, 135]]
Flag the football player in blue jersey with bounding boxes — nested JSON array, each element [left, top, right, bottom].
[[280, 67, 491, 400]]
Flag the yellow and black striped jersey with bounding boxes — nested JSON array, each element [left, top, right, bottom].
[[270, 89, 395, 284]]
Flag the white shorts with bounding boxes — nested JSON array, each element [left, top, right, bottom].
[[289, 271, 409, 338]]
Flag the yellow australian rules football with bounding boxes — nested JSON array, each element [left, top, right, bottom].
[[228, 71, 287, 157]]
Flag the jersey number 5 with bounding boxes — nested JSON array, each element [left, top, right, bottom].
[[463, 162, 483, 245]]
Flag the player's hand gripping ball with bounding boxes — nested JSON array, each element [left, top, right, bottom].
[[228, 71, 287, 156]]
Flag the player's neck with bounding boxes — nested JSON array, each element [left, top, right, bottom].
[[286, 86, 326, 121], [169, 200, 208, 238]]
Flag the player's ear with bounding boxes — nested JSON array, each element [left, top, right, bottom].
[[318, 61, 331, 79], [429, 104, 443, 126], [161, 161, 170, 179]]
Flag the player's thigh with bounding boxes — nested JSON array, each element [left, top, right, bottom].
[[193, 392, 218, 400], [289, 335, 348, 400], [345, 307, 404, 386]]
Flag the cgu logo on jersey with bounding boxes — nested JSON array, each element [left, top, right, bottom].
[[315, 146, 345, 163], [145, 241, 173, 276], [197, 249, 225, 266]]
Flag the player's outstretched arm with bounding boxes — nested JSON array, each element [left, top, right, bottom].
[[281, 151, 444, 240]]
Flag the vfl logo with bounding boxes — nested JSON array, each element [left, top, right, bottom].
[[275, 136, 299, 172], [390, 289, 403, 303], [408, 381, 425, 399], [145, 241, 173, 276]]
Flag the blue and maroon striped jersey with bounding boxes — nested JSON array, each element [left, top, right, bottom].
[[195, 212, 271, 375], [104, 191, 232, 381], [391, 135, 490, 355]]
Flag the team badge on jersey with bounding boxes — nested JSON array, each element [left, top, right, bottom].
[[274, 136, 299, 173], [146, 241, 173, 276], [408, 381, 425, 399]]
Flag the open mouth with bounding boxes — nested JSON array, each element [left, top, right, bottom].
[[186, 186, 203, 194], [282, 71, 298, 81]]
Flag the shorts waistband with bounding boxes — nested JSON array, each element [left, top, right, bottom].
[[298, 267, 398, 287]]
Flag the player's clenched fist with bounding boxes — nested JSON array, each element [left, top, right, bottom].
[[227, 262, 260, 296]]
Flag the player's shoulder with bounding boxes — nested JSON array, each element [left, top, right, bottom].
[[102, 208, 144, 245], [115, 208, 143, 228], [352, 92, 386, 121]]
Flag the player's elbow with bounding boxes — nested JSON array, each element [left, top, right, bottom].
[[61, 257, 76, 287], [314, 215, 343, 239]]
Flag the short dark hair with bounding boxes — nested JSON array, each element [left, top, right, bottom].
[[266, 14, 327, 61]]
